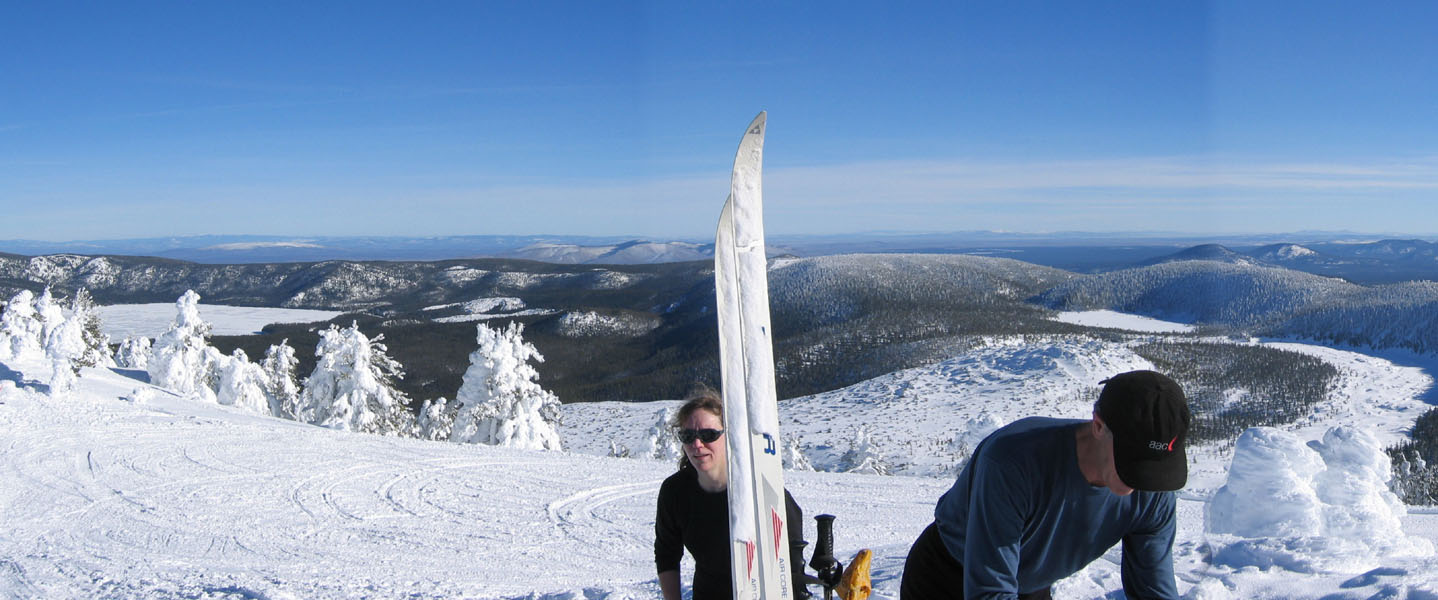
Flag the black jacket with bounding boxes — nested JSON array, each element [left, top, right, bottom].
[[655, 467, 807, 599]]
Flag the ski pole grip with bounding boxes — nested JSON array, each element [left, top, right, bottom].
[[810, 514, 841, 589], [814, 514, 836, 558]]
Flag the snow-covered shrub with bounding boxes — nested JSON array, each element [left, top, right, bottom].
[[262, 340, 301, 419], [838, 426, 890, 475], [122, 386, 157, 404], [147, 290, 218, 401], [298, 322, 415, 436], [48, 358, 77, 394], [783, 435, 814, 472], [0, 290, 44, 361], [114, 336, 152, 369], [449, 322, 562, 451], [216, 348, 271, 414], [1207, 426, 1434, 573]]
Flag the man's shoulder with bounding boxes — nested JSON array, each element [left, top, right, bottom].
[[982, 417, 1084, 451]]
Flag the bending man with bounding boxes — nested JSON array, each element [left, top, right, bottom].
[[901, 370, 1191, 599]]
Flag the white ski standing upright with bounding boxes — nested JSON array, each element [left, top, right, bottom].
[[715, 111, 793, 600]]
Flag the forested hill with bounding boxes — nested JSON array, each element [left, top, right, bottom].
[[3, 251, 1435, 401], [1037, 260, 1438, 354]]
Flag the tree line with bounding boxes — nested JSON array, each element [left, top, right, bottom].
[[0, 289, 564, 451]]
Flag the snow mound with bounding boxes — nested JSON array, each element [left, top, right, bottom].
[[949, 411, 1006, 457], [1207, 426, 1434, 574]]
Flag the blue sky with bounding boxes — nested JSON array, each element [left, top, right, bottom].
[[2, 1, 1436, 241]]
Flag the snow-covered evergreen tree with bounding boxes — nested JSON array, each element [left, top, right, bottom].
[[114, 336, 152, 369], [641, 407, 682, 462], [34, 288, 65, 348], [449, 322, 562, 451], [0, 290, 45, 361], [70, 289, 114, 368], [44, 306, 86, 390], [416, 397, 455, 441], [261, 340, 301, 419], [147, 290, 218, 401], [216, 348, 271, 414], [200, 346, 226, 399], [297, 323, 415, 435]]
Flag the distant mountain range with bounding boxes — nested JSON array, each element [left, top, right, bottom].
[[3, 233, 1435, 283], [1134, 239, 1438, 284], [0, 235, 653, 264]]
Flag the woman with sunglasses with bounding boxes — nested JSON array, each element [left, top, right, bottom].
[[655, 388, 809, 600]]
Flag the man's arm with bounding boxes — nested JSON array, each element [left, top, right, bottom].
[[1119, 493, 1179, 600], [937, 454, 1031, 599]]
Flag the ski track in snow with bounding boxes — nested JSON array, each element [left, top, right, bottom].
[[3, 327, 1438, 597]]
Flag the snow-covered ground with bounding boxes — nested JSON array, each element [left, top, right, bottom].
[[97, 303, 343, 339], [3, 308, 1438, 598]]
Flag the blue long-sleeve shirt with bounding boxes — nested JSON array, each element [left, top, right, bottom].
[[935, 417, 1178, 599]]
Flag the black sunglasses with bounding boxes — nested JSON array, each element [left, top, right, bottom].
[[677, 428, 725, 444]]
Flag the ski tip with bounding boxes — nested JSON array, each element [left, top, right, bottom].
[[747, 111, 766, 136]]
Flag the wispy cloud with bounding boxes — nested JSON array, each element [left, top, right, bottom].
[[766, 156, 1438, 201], [10, 154, 1436, 240]]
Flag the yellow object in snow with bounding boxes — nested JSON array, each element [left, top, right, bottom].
[[835, 549, 872, 600]]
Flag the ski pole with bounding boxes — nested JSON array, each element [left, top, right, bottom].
[[809, 514, 843, 600]]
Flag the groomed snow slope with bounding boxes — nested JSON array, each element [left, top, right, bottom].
[[3, 329, 1438, 598], [0, 359, 940, 599]]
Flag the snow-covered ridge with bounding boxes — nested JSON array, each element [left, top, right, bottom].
[[512, 240, 713, 265], [202, 241, 325, 251], [0, 254, 666, 310], [433, 309, 558, 324], [422, 297, 562, 324], [1270, 243, 1318, 260], [423, 297, 527, 314], [554, 310, 662, 337]]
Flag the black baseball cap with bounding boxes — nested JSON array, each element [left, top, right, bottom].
[[1096, 370, 1191, 492]]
